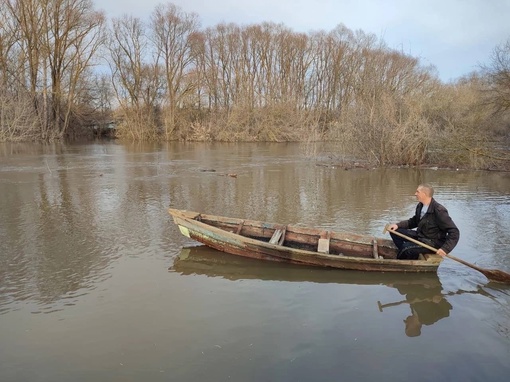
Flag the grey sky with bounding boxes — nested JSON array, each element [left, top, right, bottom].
[[95, 0, 510, 82]]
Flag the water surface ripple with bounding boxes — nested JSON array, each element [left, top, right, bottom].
[[1, 142, 509, 381]]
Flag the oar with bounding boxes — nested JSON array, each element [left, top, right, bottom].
[[383, 224, 510, 284], [377, 298, 431, 312], [377, 299, 407, 311]]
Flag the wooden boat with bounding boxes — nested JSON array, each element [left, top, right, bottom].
[[168, 208, 443, 273]]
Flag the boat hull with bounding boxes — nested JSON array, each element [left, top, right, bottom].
[[169, 209, 442, 273]]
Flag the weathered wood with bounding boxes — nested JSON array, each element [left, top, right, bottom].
[[372, 239, 379, 259], [318, 231, 331, 254], [170, 208, 443, 273], [269, 226, 286, 245], [317, 239, 329, 254], [174, 246, 444, 288], [235, 220, 244, 234], [278, 227, 286, 245]]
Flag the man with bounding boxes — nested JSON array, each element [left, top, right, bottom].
[[388, 183, 459, 260]]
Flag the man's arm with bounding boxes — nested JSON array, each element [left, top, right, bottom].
[[436, 206, 460, 254]]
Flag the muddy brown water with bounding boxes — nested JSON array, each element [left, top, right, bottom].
[[1, 141, 509, 381]]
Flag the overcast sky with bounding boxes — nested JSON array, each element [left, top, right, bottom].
[[95, 0, 510, 82]]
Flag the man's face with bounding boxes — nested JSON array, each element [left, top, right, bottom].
[[414, 187, 428, 203]]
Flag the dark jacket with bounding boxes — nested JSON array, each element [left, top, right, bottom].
[[397, 198, 460, 253]]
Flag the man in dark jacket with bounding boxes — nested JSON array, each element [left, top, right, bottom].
[[388, 183, 460, 260]]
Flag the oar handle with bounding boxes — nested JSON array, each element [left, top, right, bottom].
[[378, 296, 439, 312], [385, 226, 438, 253], [444, 253, 484, 273], [377, 299, 406, 311]]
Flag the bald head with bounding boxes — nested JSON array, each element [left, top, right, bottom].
[[418, 184, 434, 198], [415, 183, 434, 204]]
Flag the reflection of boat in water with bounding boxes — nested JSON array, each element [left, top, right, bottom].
[[172, 246, 449, 338], [172, 246, 503, 337], [171, 245, 443, 286]]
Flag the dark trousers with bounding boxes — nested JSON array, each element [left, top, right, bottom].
[[389, 228, 430, 260]]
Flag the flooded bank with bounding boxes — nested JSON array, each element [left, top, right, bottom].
[[1, 141, 509, 381]]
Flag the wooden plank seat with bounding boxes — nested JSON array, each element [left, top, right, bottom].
[[372, 239, 380, 259], [269, 226, 286, 245], [235, 220, 245, 234], [318, 231, 331, 254]]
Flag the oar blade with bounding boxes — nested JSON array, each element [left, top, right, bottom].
[[482, 269, 510, 284]]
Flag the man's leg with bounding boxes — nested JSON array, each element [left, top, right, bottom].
[[389, 228, 418, 251], [389, 229, 424, 260], [397, 242, 424, 260]]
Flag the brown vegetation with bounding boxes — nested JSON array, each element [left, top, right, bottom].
[[0, 1, 509, 170], [0, 0, 105, 140]]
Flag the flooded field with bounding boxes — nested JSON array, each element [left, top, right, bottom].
[[1, 141, 509, 381]]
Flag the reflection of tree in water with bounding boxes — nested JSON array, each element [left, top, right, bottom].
[[0, 154, 123, 315]]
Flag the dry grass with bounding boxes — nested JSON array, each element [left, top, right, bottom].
[[0, 92, 40, 142]]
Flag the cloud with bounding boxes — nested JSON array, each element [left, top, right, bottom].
[[95, 0, 510, 81]]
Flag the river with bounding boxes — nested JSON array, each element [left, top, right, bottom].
[[1, 141, 509, 381]]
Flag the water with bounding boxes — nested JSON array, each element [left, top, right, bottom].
[[0, 141, 509, 381]]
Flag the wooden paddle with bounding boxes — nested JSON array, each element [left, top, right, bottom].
[[377, 297, 436, 312], [383, 224, 510, 283]]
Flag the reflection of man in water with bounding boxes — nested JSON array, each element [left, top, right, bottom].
[[395, 282, 452, 337]]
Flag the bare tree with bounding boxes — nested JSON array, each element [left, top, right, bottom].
[[3, 0, 45, 130], [2, 1, 503, 169], [0, 3, 15, 89], [107, 15, 162, 139], [42, 0, 105, 137], [482, 39, 510, 114], [2, 0, 105, 139], [150, 3, 200, 139]]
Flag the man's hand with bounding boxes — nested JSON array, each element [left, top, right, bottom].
[[436, 248, 447, 257], [388, 224, 398, 231]]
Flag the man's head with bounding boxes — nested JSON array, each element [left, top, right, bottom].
[[415, 183, 434, 204], [404, 314, 422, 337]]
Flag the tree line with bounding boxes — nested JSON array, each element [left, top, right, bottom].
[[0, 0, 509, 169]]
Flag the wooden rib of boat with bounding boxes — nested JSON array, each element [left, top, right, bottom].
[[168, 208, 443, 273]]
